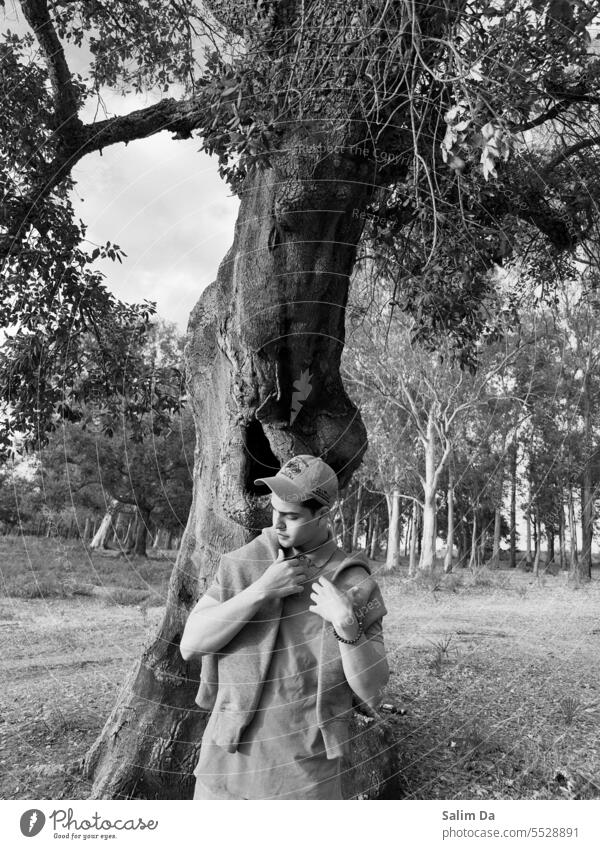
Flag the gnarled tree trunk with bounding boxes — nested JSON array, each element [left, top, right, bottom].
[[82, 139, 397, 799]]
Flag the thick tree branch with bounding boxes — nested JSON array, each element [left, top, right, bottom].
[[20, 0, 82, 136]]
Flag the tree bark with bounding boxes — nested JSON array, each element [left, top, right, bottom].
[[83, 141, 382, 799], [443, 473, 454, 574]]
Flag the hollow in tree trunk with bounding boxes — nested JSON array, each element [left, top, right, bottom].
[[82, 140, 389, 799]]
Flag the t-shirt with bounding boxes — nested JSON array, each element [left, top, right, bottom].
[[192, 543, 384, 800]]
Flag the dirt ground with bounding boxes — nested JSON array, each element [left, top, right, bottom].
[[1, 536, 599, 800]]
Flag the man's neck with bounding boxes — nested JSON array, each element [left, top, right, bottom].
[[293, 527, 333, 555]]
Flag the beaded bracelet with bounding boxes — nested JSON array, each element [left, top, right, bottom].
[[332, 611, 364, 644]]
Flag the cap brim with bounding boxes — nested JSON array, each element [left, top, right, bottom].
[[254, 476, 309, 504]]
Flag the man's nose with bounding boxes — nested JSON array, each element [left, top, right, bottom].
[[274, 514, 285, 529]]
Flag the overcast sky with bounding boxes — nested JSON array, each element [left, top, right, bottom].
[[71, 112, 240, 331]]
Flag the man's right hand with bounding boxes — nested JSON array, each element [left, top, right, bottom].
[[253, 549, 308, 600]]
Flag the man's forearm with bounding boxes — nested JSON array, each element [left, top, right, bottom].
[[337, 635, 389, 710], [180, 584, 268, 660]]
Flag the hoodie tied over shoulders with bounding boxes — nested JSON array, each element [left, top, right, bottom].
[[193, 525, 388, 760]]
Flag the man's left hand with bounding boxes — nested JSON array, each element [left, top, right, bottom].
[[308, 576, 359, 637]]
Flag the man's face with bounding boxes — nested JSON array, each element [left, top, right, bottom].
[[271, 493, 326, 550]]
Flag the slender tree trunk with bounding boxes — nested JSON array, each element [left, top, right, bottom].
[[418, 413, 443, 573], [369, 515, 379, 560], [83, 143, 377, 799], [352, 482, 363, 551], [558, 499, 566, 570], [547, 523, 555, 564], [90, 499, 120, 550], [581, 373, 593, 581], [443, 473, 454, 574], [384, 473, 401, 572], [82, 516, 91, 542], [509, 441, 518, 568], [568, 486, 579, 580], [491, 506, 502, 569], [408, 501, 419, 577], [468, 510, 478, 571], [532, 506, 541, 577], [525, 507, 532, 569]]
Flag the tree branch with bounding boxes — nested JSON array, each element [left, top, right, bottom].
[[543, 134, 600, 174]]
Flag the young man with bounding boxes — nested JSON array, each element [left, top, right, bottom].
[[180, 454, 389, 800]]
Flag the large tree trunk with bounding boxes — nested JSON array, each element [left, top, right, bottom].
[[83, 142, 390, 799], [90, 499, 120, 549]]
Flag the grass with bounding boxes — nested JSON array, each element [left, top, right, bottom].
[[0, 534, 174, 603], [0, 537, 599, 800], [374, 557, 600, 799]]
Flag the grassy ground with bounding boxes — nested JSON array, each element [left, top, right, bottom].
[[0, 535, 599, 800]]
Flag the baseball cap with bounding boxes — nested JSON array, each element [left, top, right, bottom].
[[254, 454, 339, 507]]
